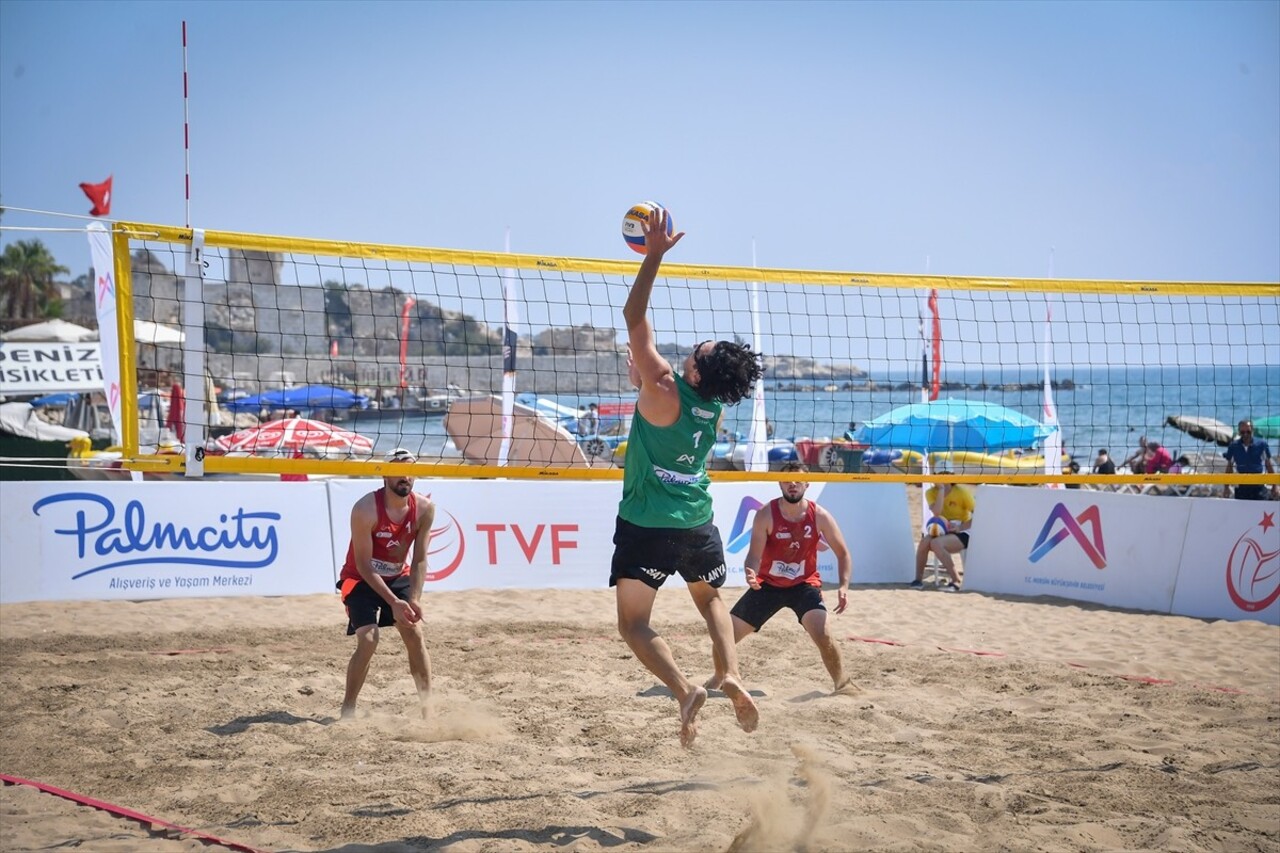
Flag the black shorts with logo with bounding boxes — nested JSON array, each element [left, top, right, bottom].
[[610, 517, 728, 590], [731, 583, 826, 631], [341, 575, 413, 635]]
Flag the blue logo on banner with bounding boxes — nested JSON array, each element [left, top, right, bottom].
[[33, 492, 281, 578]]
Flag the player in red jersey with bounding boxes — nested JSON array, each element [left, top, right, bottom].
[[337, 448, 435, 719], [707, 461, 855, 692]]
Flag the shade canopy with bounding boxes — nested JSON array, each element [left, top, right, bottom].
[[1251, 416, 1280, 441], [214, 417, 374, 457], [445, 395, 588, 468], [854, 398, 1053, 452], [1165, 414, 1234, 447], [225, 384, 370, 413], [133, 319, 185, 344], [1, 319, 96, 342]]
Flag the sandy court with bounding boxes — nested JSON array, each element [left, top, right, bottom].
[[2, 488, 1278, 852]]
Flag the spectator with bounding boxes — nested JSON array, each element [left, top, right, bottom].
[[577, 402, 599, 436], [1122, 436, 1149, 473], [1066, 460, 1082, 489], [1143, 441, 1174, 474], [911, 461, 974, 593], [1223, 420, 1278, 500], [1092, 448, 1116, 475]]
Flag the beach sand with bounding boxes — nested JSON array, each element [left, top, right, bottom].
[[2, 487, 1278, 852]]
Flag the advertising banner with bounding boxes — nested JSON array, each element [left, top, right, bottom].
[[1171, 499, 1279, 625], [965, 486, 1188, 613], [0, 341, 104, 395], [325, 479, 914, 592], [0, 481, 336, 603]]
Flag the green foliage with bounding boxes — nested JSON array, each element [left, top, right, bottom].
[[0, 239, 69, 323]]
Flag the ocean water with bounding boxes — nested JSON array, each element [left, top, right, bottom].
[[359, 365, 1279, 466]]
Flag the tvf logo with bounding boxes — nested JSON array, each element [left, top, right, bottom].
[[420, 498, 579, 583], [1028, 503, 1106, 569], [725, 496, 828, 554], [1225, 511, 1279, 613]]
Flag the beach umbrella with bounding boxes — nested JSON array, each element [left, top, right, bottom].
[[1252, 416, 1280, 441], [1, 319, 96, 342], [445, 395, 589, 467], [1165, 414, 1234, 447], [853, 398, 1052, 452], [214, 417, 374, 457], [225, 384, 370, 413]]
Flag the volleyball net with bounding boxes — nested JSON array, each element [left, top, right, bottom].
[[101, 221, 1278, 488]]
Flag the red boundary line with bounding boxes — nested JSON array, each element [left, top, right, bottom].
[[0, 774, 267, 853], [847, 636, 1250, 694]]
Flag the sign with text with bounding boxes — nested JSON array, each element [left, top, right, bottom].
[[0, 481, 336, 603], [326, 479, 914, 592], [0, 341, 104, 395], [966, 486, 1187, 613]]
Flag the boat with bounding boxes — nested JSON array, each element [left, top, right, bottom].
[[418, 384, 470, 415], [0, 402, 91, 481], [861, 448, 1071, 475]]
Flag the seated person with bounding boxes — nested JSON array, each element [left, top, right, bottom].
[[1066, 459, 1082, 489], [843, 421, 859, 442], [1122, 436, 1149, 473], [1143, 441, 1174, 474], [1092, 448, 1116, 474], [911, 465, 974, 593]]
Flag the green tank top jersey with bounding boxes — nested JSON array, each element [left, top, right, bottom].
[[619, 374, 723, 529]]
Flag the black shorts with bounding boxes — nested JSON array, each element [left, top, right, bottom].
[[609, 517, 728, 590], [341, 575, 413, 635], [730, 583, 826, 631], [1234, 485, 1270, 501], [956, 531, 971, 549]]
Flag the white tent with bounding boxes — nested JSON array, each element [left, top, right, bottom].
[[1, 319, 96, 342], [133, 320, 185, 344]]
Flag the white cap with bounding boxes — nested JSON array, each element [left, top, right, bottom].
[[385, 448, 417, 463]]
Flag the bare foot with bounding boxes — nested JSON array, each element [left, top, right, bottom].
[[339, 705, 356, 721], [703, 674, 724, 691], [833, 677, 859, 695], [720, 677, 759, 733], [679, 686, 707, 748]]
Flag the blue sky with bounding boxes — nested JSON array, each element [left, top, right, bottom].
[[1, 0, 1277, 370]]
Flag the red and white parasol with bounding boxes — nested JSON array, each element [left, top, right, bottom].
[[214, 417, 374, 457]]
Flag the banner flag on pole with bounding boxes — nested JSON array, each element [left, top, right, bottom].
[[497, 229, 519, 467], [742, 241, 770, 472], [397, 296, 416, 389], [86, 222, 124, 443], [928, 288, 941, 401], [1042, 300, 1064, 487]]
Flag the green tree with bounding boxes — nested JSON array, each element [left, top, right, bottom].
[[0, 239, 69, 323]]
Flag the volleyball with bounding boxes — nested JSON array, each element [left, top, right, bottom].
[[622, 201, 672, 255], [924, 516, 949, 538]]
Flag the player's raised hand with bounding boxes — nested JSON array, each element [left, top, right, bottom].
[[641, 207, 684, 256]]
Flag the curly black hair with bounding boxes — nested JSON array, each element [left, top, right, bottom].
[[692, 341, 765, 406]]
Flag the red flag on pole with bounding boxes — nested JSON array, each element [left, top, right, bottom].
[[398, 297, 416, 389], [79, 176, 113, 217], [927, 288, 942, 401]]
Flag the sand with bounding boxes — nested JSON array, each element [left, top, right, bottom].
[[2, 488, 1278, 852]]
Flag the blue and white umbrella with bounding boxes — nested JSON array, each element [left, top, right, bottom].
[[854, 398, 1053, 452]]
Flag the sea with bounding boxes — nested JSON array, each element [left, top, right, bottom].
[[357, 365, 1278, 466]]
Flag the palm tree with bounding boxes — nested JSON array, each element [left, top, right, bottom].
[[0, 239, 69, 325]]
